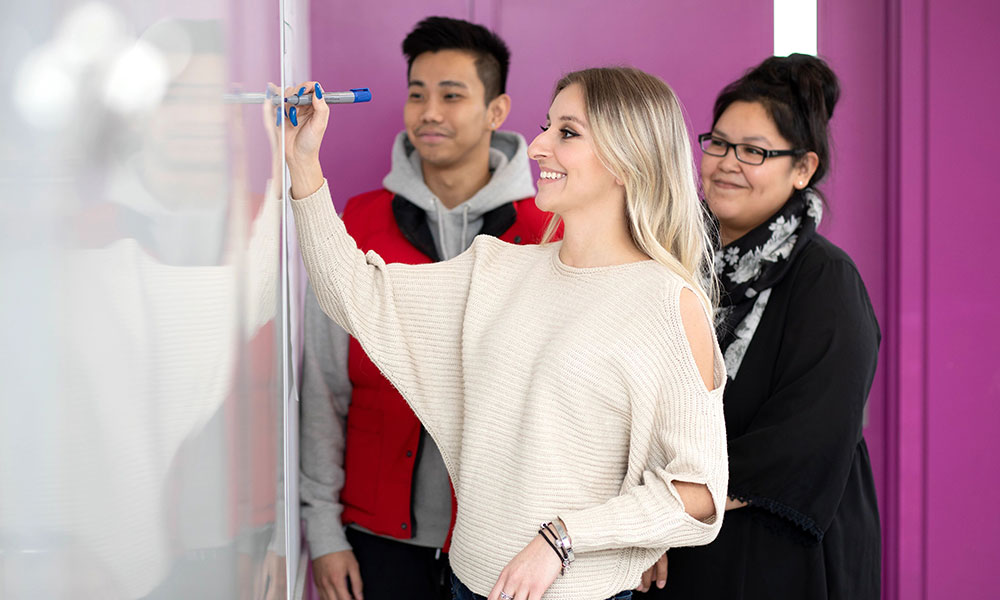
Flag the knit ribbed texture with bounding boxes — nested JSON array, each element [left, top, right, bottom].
[[291, 181, 728, 600]]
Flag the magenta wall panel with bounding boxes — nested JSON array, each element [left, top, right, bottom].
[[309, 0, 772, 209], [884, 0, 934, 596], [818, 0, 890, 593], [822, 0, 1000, 597], [925, 0, 1000, 597], [491, 0, 773, 182]]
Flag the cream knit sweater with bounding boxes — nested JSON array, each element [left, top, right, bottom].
[[292, 181, 728, 600]]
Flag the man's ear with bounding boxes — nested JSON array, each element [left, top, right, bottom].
[[487, 93, 512, 130]]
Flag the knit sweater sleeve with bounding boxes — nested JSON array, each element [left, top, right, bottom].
[[289, 180, 472, 467], [560, 284, 729, 553]]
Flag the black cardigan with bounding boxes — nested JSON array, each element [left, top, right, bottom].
[[643, 234, 881, 600]]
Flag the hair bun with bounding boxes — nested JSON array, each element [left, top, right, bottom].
[[784, 53, 840, 121], [745, 54, 839, 122]]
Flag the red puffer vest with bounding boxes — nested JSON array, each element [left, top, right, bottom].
[[338, 188, 552, 551]]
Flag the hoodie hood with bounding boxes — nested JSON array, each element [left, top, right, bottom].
[[381, 130, 536, 259]]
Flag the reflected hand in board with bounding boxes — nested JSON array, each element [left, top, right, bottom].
[[263, 83, 283, 181], [253, 551, 286, 600], [263, 83, 283, 152]]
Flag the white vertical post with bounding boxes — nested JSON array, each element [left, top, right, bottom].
[[774, 0, 818, 56]]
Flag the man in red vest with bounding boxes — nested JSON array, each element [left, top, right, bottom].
[[299, 16, 550, 600]]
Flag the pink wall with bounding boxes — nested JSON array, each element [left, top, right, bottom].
[[308, 0, 467, 206], [824, 0, 1000, 597], [887, 0, 931, 595], [483, 0, 773, 183], [925, 0, 1000, 596], [817, 0, 890, 593], [309, 0, 772, 209]]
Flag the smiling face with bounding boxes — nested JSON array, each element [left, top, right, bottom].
[[701, 100, 817, 244], [527, 83, 622, 217], [403, 49, 507, 171]]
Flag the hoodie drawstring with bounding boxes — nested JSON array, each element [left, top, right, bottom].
[[433, 197, 450, 260], [432, 199, 473, 260], [461, 205, 470, 253]]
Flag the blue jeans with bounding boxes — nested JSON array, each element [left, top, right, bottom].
[[451, 574, 633, 600]]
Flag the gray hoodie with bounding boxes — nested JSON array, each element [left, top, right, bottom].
[[299, 130, 535, 557], [382, 130, 537, 259]]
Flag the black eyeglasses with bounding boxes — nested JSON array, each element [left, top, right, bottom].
[[697, 133, 803, 166]]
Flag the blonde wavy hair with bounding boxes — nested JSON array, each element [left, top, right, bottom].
[[541, 67, 718, 312]]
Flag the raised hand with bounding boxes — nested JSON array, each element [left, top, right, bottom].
[[280, 81, 329, 198]]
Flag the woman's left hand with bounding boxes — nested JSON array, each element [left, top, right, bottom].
[[487, 534, 563, 600]]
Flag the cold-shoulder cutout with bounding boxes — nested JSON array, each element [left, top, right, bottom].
[[679, 287, 718, 392]]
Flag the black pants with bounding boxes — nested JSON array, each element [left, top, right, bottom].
[[347, 527, 452, 600]]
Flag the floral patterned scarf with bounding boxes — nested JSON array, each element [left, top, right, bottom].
[[714, 188, 823, 379]]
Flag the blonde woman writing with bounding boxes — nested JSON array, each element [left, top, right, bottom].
[[281, 67, 727, 600]]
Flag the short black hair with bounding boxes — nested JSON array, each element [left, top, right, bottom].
[[402, 16, 511, 103], [712, 54, 840, 188]]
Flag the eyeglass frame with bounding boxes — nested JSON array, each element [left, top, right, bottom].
[[697, 133, 805, 166]]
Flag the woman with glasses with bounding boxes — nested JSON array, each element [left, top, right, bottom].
[[636, 54, 880, 599]]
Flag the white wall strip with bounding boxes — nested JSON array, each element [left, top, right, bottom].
[[774, 0, 818, 56]]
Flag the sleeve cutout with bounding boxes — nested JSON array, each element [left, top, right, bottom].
[[678, 287, 721, 392]]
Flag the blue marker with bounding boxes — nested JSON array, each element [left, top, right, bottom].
[[282, 88, 371, 106], [224, 88, 372, 105]]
